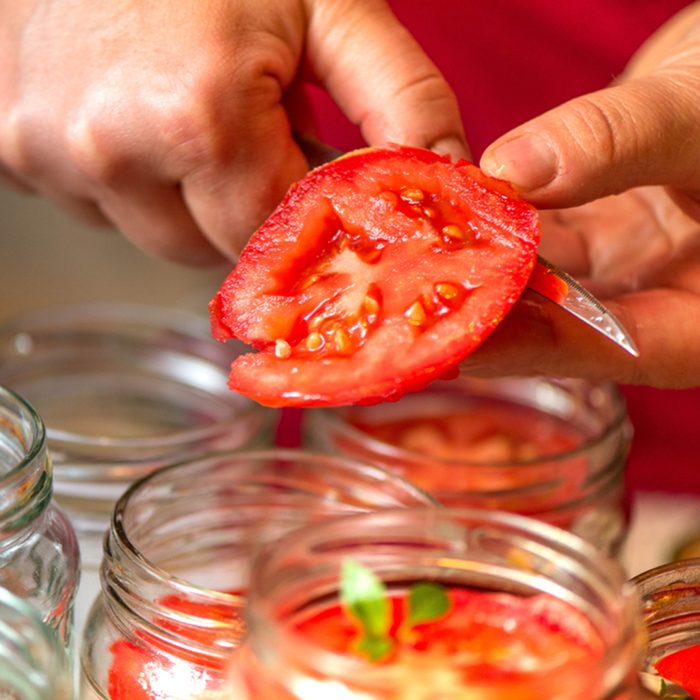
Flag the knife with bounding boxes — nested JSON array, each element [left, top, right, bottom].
[[295, 133, 640, 358]]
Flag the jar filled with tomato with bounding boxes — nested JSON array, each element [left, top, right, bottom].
[[305, 375, 632, 555], [228, 507, 644, 700], [0, 585, 73, 699], [0, 385, 80, 649], [0, 304, 275, 634], [633, 558, 700, 698], [79, 448, 434, 700]]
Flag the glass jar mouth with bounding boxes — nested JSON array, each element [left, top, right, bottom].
[[309, 377, 630, 468], [0, 385, 51, 529], [0, 385, 46, 480], [246, 507, 643, 690], [0, 302, 271, 474], [100, 449, 437, 655]]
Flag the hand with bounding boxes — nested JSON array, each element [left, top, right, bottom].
[[469, 3, 700, 388], [0, 0, 466, 264]]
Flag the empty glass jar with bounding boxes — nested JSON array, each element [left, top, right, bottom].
[[0, 303, 275, 639], [80, 449, 435, 700], [305, 375, 632, 554], [0, 385, 80, 646], [229, 507, 645, 699], [0, 304, 273, 566]]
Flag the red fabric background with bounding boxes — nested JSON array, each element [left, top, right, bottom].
[[308, 0, 700, 496]]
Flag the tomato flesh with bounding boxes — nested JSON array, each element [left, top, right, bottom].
[[106, 592, 245, 700], [655, 644, 700, 697], [210, 146, 540, 407], [290, 587, 604, 698]]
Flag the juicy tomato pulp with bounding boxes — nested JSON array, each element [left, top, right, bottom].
[[291, 588, 605, 698], [335, 400, 591, 529], [210, 147, 540, 407], [349, 402, 580, 464], [107, 592, 245, 700]]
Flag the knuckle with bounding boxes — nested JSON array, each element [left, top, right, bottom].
[[0, 105, 45, 178], [64, 112, 124, 185], [564, 95, 628, 166]]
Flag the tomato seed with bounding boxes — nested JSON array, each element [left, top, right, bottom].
[[306, 332, 324, 351], [333, 328, 353, 354], [274, 339, 292, 359], [434, 283, 461, 301], [359, 247, 383, 264], [378, 191, 398, 207], [405, 300, 428, 327], [422, 206, 437, 219], [441, 224, 466, 242], [299, 274, 320, 291], [400, 187, 425, 203], [363, 294, 381, 317]]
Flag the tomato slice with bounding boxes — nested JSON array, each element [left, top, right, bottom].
[[107, 592, 245, 700], [655, 644, 700, 698], [210, 146, 540, 407]]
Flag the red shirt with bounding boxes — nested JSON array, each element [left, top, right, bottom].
[[310, 0, 699, 496]]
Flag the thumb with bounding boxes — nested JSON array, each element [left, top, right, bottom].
[[304, 0, 469, 160], [479, 72, 700, 208]]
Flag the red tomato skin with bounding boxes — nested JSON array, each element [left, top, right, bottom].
[[655, 644, 700, 697], [210, 145, 540, 407]]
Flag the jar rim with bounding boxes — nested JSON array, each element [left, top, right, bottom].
[[0, 386, 50, 526], [309, 376, 630, 468], [0, 385, 46, 480], [0, 302, 265, 454]]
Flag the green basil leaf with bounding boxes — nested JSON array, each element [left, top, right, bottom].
[[340, 559, 390, 639], [356, 634, 394, 662], [408, 582, 450, 626]]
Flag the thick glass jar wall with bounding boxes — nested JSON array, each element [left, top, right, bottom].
[[305, 376, 632, 554], [0, 304, 274, 567], [80, 449, 435, 700], [0, 386, 80, 647]]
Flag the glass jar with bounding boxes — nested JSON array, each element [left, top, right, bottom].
[[305, 375, 632, 554], [79, 448, 435, 700], [0, 385, 80, 647], [0, 303, 274, 635], [229, 507, 645, 700], [633, 558, 700, 697], [0, 585, 72, 699]]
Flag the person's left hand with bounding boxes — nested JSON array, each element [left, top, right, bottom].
[[466, 3, 700, 388], [461, 185, 700, 387]]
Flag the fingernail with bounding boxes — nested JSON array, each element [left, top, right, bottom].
[[429, 135, 471, 162], [480, 134, 558, 191]]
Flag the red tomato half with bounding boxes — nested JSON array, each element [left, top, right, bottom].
[[210, 146, 540, 407]]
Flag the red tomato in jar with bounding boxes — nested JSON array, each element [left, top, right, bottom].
[[210, 146, 540, 407]]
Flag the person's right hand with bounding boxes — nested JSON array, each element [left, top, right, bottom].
[[0, 0, 467, 264]]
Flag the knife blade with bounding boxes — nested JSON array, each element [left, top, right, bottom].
[[294, 133, 639, 358]]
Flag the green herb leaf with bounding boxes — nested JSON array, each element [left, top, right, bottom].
[[407, 582, 450, 627], [340, 559, 393, 660], [659, 678, 693, 699]]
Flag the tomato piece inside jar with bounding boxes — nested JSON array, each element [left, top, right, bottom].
[[289, 587, 605, 699], [210, 146, 540, 407]]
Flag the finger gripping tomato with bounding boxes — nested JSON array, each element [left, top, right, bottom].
[[210, 146, 540, 407]]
